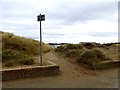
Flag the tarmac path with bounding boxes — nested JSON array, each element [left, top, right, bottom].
[[2, 51, 119, 88]]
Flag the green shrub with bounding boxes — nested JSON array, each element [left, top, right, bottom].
[[2, 49, 34, 65], [2, 49, 19, 61], [18, 58, 34, 65], [4, 60, 14, 67], [2, 49, 27, 61]]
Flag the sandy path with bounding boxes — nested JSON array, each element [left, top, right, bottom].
[[2, 51, 119, 88]]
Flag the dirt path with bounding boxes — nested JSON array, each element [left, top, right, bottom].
[[2, 51, 119, 88]]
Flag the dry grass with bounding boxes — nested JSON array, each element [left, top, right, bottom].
[[1, 31, 52, 55], [55, 42, 119, 65], [105, 44, 119, 60], [77, 48, 111, 64], [0, 31, 52, 67]]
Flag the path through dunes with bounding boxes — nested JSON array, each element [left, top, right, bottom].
[[2, 51, 118, 88]]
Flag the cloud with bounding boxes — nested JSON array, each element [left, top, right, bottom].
[[1, 0, 118, 26], [0, 0, 118, 43], [88, 32, 118, 37], [47, 2, 117, 25], [1, 1, 33, 20], [43, 33, 65, 38]]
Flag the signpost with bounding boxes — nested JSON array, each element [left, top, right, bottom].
[[37, 14, 45, 65]]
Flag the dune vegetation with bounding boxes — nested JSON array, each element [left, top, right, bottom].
[[0, 31, 119, 68], [0, 31, 52, 67], [55, 42, 119, 66]]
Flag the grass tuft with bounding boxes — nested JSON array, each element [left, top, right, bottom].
[[76, 48, 111, 64], [1, 31, 52, 67]]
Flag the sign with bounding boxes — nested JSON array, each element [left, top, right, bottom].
[[37, 13, 45, 66], [37, 14, 45, 21]]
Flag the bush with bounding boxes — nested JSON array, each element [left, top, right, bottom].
[[2, 49, 35, 65], [65, 44, 83, 50], [2, 49, 19, 61], [55, 44, 83, 52], [77, 48, 111, 64], [66, 44, 76, 49], [55, 45, 66, 52], [65, 48, 85, 58], [2, 49, 27, 61], [80, 42, 96, 49], [4, 60, 14, 67], [18, 58, 34, 65], [65, 49, 80, 58]]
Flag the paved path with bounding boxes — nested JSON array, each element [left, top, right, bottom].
[[2, 51, 119, 88]]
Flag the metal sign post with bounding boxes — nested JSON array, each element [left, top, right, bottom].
[[37, 14, 45, 66]]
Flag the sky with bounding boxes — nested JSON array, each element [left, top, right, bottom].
[[0, 0, 119, 44]]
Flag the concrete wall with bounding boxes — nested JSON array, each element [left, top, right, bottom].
[[1, 61, 60, 81], [90, 60, 120, 70]]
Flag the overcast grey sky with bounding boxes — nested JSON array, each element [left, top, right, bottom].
[[0, 0, 118, 43]]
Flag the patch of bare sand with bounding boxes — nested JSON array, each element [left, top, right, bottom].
[[47, 51, 102, 76]]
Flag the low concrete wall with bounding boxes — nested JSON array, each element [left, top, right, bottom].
[[1, 61, 60, 81], [90, 60, 120, 70]]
